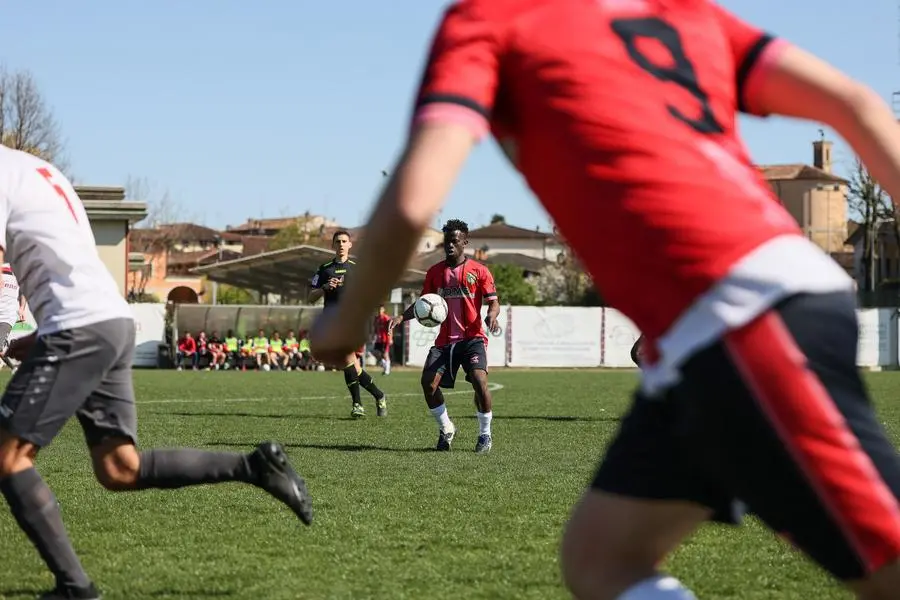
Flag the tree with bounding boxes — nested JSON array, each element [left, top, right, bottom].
[[125, 175, 192, 228], [490, 214, 506, 224], [268, 213, 319, 251], [0, 66, 67, 172], [202, 281, 255, 305], [491, 264, 537, 305], [847, 158, 894, 291]]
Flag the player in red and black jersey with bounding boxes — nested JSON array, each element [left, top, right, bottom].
[[311, 0, 900, 595], [390, 220, 500, 453], [372, 305, 393, 375]]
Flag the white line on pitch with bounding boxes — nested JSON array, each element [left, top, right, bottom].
[[140, 382, 505, 405]]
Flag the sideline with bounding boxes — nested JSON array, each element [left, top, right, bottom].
[[140, 381, 505, 405]]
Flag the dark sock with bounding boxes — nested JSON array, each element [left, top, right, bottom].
[[358, 370, 384, 399], [0, 468, 92, 589], [343, 365, 362, 405], [136, 449, 253, 489]]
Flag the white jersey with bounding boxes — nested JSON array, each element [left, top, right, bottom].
[[0, 264, 20, 325], [0, 146, 132, 334]]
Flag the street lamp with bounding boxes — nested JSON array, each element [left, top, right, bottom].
[[212, 234, 223, 305]]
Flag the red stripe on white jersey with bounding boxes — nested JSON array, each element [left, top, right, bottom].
[[724, 312, 900, 574]]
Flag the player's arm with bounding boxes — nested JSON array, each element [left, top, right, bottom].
[[394, 275, 437, 327], [480, 267, 501, 331], [313, 1, 503, 347], [308, 266, 326, 304], [717, 4, 900, 199]]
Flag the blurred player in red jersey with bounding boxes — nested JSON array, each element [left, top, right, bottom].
[[389, 220, 500, 453], [372, 304, 393, 375], [311, 0, 900, 597]]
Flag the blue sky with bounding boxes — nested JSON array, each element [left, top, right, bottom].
[[2, 0, 897, 231]]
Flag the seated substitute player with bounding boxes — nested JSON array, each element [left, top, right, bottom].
[[0, 148, 313, 600], [309, 230, 387, 418], [389, 220, 500, 453], [309, 0, 900, 598]]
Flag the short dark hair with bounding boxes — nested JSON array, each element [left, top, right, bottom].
[[442, 219, 469, 235], [332, 230, 351, 242]]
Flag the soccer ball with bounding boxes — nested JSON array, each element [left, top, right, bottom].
[[262, 363, 271, 372], [414, 293, 448, 328]]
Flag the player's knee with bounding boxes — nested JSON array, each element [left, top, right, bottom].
[[421, 374, 438, 393], [560, 494, 667, 599], [849, 559, 900, 600], [90, 438, 140, 491], [0, 434, 38, 477]]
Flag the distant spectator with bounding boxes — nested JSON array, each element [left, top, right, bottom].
[[176, 332, 198, 370]]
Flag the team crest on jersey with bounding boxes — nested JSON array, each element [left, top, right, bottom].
[[466, 272, 477, 286]]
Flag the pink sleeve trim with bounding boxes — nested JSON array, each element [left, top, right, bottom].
[[743, 38, 790, 116], [414, 102, 489, 141]]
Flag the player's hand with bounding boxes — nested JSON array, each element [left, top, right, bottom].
[[322, 278, 341, 291], [388, 315, 404, 335], [6, 332, 36, 361], [309, 309, 367, 366], [484, 315, 500, 334]]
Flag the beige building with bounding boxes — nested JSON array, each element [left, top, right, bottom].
[[79, 186, 148, 295], [759, 139, 849, 253]]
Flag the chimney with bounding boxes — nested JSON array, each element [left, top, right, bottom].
[[812, 138, 833, 173]]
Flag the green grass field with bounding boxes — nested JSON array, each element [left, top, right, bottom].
[[3, 368, 898, 599]]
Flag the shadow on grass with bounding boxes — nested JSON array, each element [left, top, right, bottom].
[[170, 411, 618, 424], [0, 590, 41, 599], [208, 441, 434, 453], [149, 590, 235, 597], [466, 414, 620, 423], [166, 412, 355, 421]]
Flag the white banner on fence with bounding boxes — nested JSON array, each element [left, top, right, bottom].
[[131, 303, 166, 367], [405, 306, 509, 367], [602, 309, 641, 367], [508, 306, 602, 367]]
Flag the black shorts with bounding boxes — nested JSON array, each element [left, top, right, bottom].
[[373, 341, 390, 354], [0, 318, 138, 449], [423, 338, 488, 389], [592, 291, 900, 581]]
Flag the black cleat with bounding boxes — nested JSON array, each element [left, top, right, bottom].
[[39, 583, 100, 600], [249, 441, 313, 525]]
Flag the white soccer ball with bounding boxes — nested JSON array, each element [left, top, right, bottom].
[[414, 293, 448, 328], [262, 363, 271, 372], [316, 364, 326, 372]]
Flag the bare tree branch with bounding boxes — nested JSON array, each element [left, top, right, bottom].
[[847, 158, 893, 291], [0, 66, 68, 173]]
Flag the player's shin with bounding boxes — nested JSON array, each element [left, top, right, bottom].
[[135, 449, 253, 489], [0, 468, 93, 589], [357, 369, 383, 399], [343, 364, 362, 405]]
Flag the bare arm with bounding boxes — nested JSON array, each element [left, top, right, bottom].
[[750, 44, 900, 199], [307, 287, 324, 304]]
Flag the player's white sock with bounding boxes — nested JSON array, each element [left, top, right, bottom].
[[430, 404, 453, 432], [384, 357, 391, 374], [617, 575, 697, 599], [477, 411, 492, 435]]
